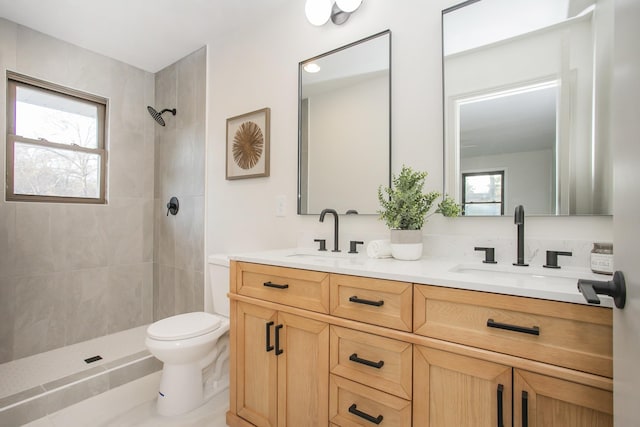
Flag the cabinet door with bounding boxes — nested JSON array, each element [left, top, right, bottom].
[[514, 369, 613, 427], [277, 311, 329, 427], [236, 302, 278, 427], [414, 345, 513, 427]]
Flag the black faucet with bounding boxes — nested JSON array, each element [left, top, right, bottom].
[[319, 208, 340, 252], [513, 205, 528, 266]]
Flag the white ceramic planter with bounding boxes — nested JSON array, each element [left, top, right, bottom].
[[389, 229, 423, 260]]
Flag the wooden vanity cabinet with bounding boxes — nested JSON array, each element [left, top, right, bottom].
[[228, 261, 613, 427], [513, 370, 613, 427], [234, 301, 329, 427], [413, 345, 513, 426], [230, 262, 330, 427], [413, 284, 613, 427]]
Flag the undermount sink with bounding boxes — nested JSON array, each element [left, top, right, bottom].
[[448, 263, 587, 291], [285, 250, 358, 263]]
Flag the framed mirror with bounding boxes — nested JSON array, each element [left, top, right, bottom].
[[443, 0, 613, 216], [298, 30, 391, 215]]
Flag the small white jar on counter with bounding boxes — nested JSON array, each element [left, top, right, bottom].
[[591, 242, 614, 275]]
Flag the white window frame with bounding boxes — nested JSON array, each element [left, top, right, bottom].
[[6, 71, 108, 204]]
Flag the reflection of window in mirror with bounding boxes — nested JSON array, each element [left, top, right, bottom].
[[456, 81, 558, 216], [462, 171, 504, 216], [442, 0, 614, 216]]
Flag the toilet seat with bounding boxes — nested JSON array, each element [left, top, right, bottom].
[[147, 312, 222, 341]]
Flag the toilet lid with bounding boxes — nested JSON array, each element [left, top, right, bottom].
[[147, 312, 222, 341]]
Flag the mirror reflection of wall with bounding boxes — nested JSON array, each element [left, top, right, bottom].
[[443, 0, 613, 216], [298, 30, 391, 215]]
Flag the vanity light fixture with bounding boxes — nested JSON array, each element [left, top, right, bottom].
[[303, 63, 321, 73], [305, 0, 363, 26]]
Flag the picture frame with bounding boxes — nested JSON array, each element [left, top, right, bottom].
[[226, 107, 270, 180]]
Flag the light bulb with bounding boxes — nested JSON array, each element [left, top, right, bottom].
[[335, 0, 362, 13], [305, 0, 332, 26]]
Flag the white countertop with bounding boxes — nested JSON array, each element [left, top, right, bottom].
[[229, 248, 614, 308]]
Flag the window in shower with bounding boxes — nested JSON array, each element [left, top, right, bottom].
[[6, 72, 107, 203]]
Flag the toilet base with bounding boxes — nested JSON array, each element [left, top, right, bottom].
[[156, 363, 204, 416]]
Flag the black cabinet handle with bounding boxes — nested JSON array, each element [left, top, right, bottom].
[[263, 281, 289, 289], [522, 391, 529, 427], [497, 384, 504, 427], [265, 321, 274, 352], [349, 296, 384, 307], [275, 324, 284, 356], [349, 353, 384, 369], [348, 404, 383, 425], [487, 319, 540, 336]]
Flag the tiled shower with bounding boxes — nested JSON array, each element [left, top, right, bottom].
[[0, 19, 206, 364]]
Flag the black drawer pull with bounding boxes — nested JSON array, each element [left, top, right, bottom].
[[348, 404, 383, 425], [487, 319, 540, 336], [265, 321, 274, 352], [275, 324, 284, 356], [263, 281, 289, 289], [497, 384, 504, 427], [349, 296, 384, 307], [349, 353, 385, 369], [522, 390, 529, 427]]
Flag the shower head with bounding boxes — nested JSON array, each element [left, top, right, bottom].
[[147, 106, 176, 126]]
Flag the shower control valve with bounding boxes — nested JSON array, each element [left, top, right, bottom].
[[166, 196, 179, 216]]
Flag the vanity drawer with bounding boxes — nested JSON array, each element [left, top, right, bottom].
[[330, 326, 412, 399], [330, 375, 411, 427], [330, 274, 412, 331], [414, 284, 613, 377], [235, 262, 330, 313]]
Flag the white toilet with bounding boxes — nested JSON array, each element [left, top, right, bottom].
[[145, 254, 230, 417]]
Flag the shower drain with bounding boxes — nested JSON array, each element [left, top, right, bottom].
[[84, 355, 103, 364]]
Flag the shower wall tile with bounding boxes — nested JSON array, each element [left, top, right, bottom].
[[0, 277, 16, 363], [152, 262, 160, 321], [109, 129, 148, 199], [175, 196, 205, 273], [174, 268, 195, 314], [143, 199, 155, 263], [107, 198, 144, 266], [107, 264, 144, 334], [50, 204, 109, 272], [176, 51, 197, 129], [191, 126, 206, 197], [14, 204, 55, 276], [194, 271, 205, 311], [155, 62, 177, 109], [154, 47, 206, 317], [157, 199, 175, 267], [192, 197, 205, 274], [13, 273, 66, 359], [142, 262, 154, 325], [64, 268, 109, 345], [157, 265, 176, 320], [0, 202, 17, 278]]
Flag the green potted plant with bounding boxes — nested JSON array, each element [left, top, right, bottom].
[[377, 165, 460, 260]]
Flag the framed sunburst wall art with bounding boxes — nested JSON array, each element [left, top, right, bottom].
[[225, 107, 270, 179]]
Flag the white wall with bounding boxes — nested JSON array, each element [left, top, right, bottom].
[[204, 0, 612, 260]]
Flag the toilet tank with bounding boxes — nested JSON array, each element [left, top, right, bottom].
[[207, 254, 230, 317]]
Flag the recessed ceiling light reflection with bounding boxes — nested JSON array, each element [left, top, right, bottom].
[[303, 63, 321, 73]]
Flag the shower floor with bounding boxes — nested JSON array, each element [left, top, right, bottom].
[[0, 325, 160, 426]]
